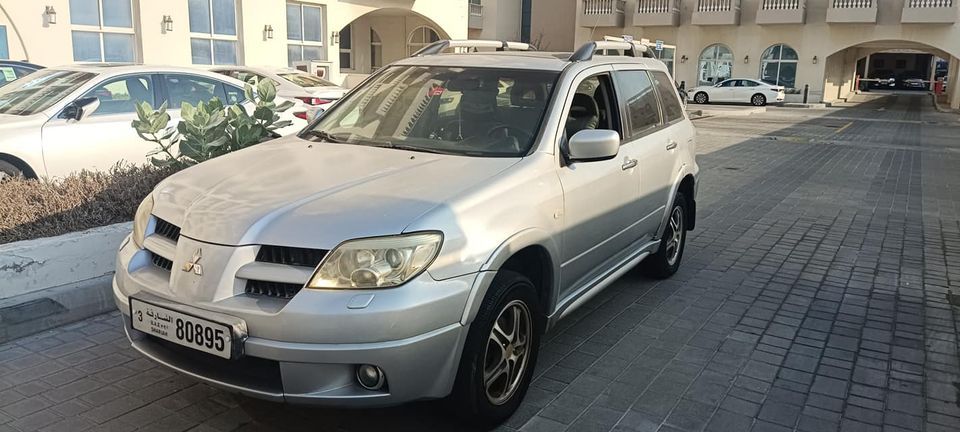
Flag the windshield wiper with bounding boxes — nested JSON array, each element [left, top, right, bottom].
[[303, 129, 346, 143]]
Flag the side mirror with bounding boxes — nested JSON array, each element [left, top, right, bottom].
[[566, 129, 619, 162], [61, 97, 100, 121]]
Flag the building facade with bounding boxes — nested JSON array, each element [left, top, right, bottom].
[[531, 0, 960, 108], [0, 0, 469, 86]]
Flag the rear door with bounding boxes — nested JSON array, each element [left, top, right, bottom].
[[40, 74, 162, 177]]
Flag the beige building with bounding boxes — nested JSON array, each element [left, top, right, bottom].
[[531, 0, 960, 108], [0, 0, 470, 86]]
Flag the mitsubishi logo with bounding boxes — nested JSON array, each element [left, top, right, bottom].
[[182, 248, 203, 275]]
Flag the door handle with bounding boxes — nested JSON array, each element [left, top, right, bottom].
[[621, 158, 637, 170], [666, 141, 678, 151]]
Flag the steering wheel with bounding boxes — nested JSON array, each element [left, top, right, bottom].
[[486, 124, 533, 143]]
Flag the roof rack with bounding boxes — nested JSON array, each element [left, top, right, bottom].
[[569, 39, 653, 62], [411, 39, 536, 57]]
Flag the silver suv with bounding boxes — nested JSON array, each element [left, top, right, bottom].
[[114, 39, 698, 425]]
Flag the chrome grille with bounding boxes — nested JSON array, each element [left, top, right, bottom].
[[154, 218, 181, 242], [255, 245, 327, 268], [151, 252, 173, 271], [245, 280, 303, 299]]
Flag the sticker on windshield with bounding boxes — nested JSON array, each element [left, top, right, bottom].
[[429, 85, 445, 97], [0, 67, 15, 82]]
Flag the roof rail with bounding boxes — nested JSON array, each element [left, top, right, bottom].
[[411, 39, 535, 57], [568, 40, 652, 62]]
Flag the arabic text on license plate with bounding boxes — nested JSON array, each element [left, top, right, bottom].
[[130, 298, 233, 359]]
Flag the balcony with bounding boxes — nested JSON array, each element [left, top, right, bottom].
[[756, 0, 806, 24], [902, 0, 958, 24], [826, 0, 877, 23], [692, 0, 742, 25], [468, 3, 483, 29], [580, 0, 626, 27], [633, 0, 681, 26]]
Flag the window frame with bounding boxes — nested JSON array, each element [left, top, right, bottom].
[[612, 68, 665, 141], [0, 25, 9, 60], [648, 70, 685, 125], [69, 0, 137, 63], [339, 24, 353, 71], [286, 2, 326, 66], [407, 26, 440, 57], [79, 73, 160, 117], [759, 43, 798, 89], [189, 0, 241, 65], [158, 73, 245, 109], [370, 28, 383, 71], [698, 43, 734, 87]]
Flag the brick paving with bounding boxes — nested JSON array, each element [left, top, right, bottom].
[[1, 93, 959, 431]]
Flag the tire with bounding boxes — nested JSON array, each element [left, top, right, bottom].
[[643, 192, 688, 279], [452, 270, 542, 426], [0, 160, 23, 182], [694, 92, 709, 104], [751, 93, 767, 106]]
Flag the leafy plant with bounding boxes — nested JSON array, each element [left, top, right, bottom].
[[132, 79, 294, 168]]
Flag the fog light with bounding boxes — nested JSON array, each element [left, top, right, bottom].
[[356, 364, 385, 390]]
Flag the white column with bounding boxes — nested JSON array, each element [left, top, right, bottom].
[[949, 56, 960, 109]]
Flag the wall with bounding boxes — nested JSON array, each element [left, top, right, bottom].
[[469, 0, 523, 42], [530, 0, 575, 51]]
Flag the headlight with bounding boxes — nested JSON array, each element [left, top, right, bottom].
[[307, 232, 442, 289], [131, 194, 154, 249]]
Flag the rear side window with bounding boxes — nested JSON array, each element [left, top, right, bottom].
[[163, 74, 227, 107], [650, 71, 685, 123], [616, 70, 661, 136]]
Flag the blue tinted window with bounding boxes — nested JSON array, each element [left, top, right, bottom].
[[0, 26, 8, 59]]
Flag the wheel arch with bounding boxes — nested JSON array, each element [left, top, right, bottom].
[[460, 229, 560, 326], [0, 152, 39, 179], [656, 170, 698, 240]]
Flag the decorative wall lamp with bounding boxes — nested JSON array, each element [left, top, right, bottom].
[[812, 55, 819, 64], [331, 31, 340, 44], [45, 6, 57, 24], [680, 55, 688, 63], [264, 25, 274, 39], [744, 55, 750, 64], [162, 15, 174, 32]]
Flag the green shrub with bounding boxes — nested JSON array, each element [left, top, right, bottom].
[[132, 78, 294, 168]]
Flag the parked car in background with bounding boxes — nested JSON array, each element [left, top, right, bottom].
[[688, 78, 785, 106], [902, 78, 927, 90], [0, 60, 43, 87], [869, 73, 896, 89], [113, 38, 698, 425], [0, 64, 305, 180], [211, 66, 348, 121]]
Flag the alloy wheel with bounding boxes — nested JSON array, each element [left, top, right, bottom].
[[752, 94, 765, 106], [665, 206, 684, 266], [482, 299, 532, 406], [695, 93, 707, 104]]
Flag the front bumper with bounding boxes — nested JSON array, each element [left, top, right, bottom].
[[113, 236, 475, 406]]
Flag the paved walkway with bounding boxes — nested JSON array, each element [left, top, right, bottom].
[[1, 94, 958, 432]]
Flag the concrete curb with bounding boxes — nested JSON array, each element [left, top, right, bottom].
[[930, 93, 959, 114], [0, 222, 129, 343]]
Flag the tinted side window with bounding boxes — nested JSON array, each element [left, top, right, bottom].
[[164, 74, 227, 107], [224, 84, 244, 104], [616, 70, 661, 136], [650, 71, 685, 123], [83, 74, 155, 115]]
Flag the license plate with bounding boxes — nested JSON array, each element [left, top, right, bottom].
[[130, 298, 233, 359]]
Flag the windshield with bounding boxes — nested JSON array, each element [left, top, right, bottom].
[[0, 69, 95, 115], [306, 66, 558, 157], [278, 72, 338, 88]]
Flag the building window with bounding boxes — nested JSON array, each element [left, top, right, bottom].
[[287, 2, 325, 67], [69, 0, 136, 62], [760, 44, 798, 89], [189, 0, 239, 65], [407, 26, 440, 56], [659, 46, 676, 77], [698, 44, 733, 86], [370, 29, 382, 70], [338, 25, 352, 70], [0, 25, 8, 59]]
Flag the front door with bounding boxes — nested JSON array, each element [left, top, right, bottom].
[[41, 74, 161, 178], [557, 69, 642, 300], [714, 79, 738, 102]]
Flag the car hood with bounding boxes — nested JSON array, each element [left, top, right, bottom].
[[151, 137, 520, 248]]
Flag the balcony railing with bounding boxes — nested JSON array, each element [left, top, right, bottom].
[[757, 0, 806, 24], [692, 0, 741, 25], [468, 3, 483, 29], [827, 0, 877, 22], [633, 0, 681, 26], [580, 0, 626, 27], [902, 0, 958, 23]]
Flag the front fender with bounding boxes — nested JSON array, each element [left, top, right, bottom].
[[459, 228, 560, 325]]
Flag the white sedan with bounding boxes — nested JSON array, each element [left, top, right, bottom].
[[688, 79, 785, 106], [211, 66, 348, 121], [0, 65, 306, 180]]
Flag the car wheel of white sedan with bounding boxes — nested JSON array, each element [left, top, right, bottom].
[[694, 92, 709, 104], [751, 94, 767, 106], [452, 270, 541, 426]]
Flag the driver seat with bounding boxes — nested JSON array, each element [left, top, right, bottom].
[[565, 93, 599, 137]]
